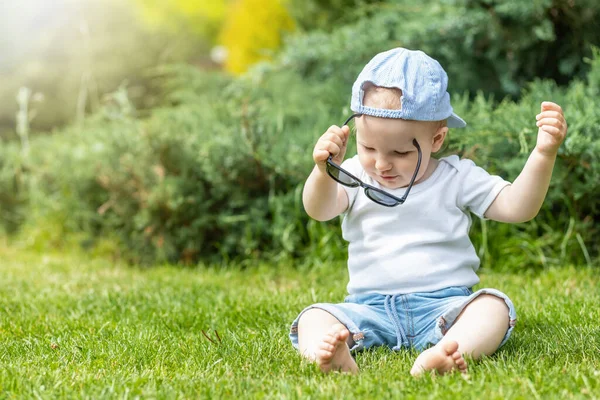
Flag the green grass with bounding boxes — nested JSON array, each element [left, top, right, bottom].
[[1, 246, 599, 399]]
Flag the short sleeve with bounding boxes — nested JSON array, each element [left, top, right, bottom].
[[456, 158, 511, 219], [339, 155, 361, 211]]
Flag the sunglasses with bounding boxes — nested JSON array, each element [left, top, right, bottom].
[[325, 114, 422, 207]]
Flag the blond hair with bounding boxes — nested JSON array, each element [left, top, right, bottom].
[[362, 83, 447, 129], [362, 83, 402, 110]]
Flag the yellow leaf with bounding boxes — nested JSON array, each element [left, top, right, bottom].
[[219, 0, 295, 74]]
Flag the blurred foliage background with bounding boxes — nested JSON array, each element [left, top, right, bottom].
[[1, 0, 599, 268]]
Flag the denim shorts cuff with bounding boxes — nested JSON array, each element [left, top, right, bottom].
[[289, 304, 365, 352], [434, 288, 517, 348]]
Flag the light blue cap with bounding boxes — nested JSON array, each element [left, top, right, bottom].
[[351, 48, 466, 128]]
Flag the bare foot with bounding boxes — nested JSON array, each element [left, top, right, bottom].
[[410, 340, 468, 377], [315, 324, 359, 374]]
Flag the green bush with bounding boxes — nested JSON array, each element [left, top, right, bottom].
[[280, 0, 600, 98], [1, 0, 599, 268], [450, 78, 600, 268], [286, 0, 383, 32], [2, 49, 599, 268], [0, 68, 346, 263]]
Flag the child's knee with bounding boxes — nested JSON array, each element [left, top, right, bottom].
[[477, 294, 509, 308], [298, 308, 340, 328], [473, 294, 510, 321]]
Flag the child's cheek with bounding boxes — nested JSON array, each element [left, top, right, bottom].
[[357, 152, 374, 171]]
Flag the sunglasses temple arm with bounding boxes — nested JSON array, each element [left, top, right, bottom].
[[343, 113, 362, 127], [401, 140, 422, 201]]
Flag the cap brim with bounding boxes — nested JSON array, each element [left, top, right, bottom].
[[447, 113, 466, 128]]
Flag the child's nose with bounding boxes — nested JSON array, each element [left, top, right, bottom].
[[375, 156, 392, 171]]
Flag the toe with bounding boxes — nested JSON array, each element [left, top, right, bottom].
[[332, 324, 350, 340], [316, 349, 332, 360], [451, 351, 462, 360], [441, 340, 459, 355], [322, 334, 337, 346], [318, 342, 335, 352], [410, 365, 424, 377]]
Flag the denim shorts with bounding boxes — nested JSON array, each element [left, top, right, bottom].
[[290, 287, 517, 352]]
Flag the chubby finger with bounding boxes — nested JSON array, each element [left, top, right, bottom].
[[328, 124, 351, 144], [327, 141, 343, 156], [313, 148, 331, 162], [536, 110, 564, 121], [326, 124, 347, 138], [322, 132, 346, 149], [540, 101, 563, 113], [539, 125, 563, 136], [315, 141, 342, 158], [536, 118, 566, 129]]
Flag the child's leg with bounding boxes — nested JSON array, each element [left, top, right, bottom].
[[297, 308, 359, 374], [439, 294, 510, 357], [411, 294, 509, 376]]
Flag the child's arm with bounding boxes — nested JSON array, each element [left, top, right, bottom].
[[302, 124, 351, 221], [484, 101, 568, 223]]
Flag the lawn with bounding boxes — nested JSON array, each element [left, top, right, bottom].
[[1, 245, 599, 399]]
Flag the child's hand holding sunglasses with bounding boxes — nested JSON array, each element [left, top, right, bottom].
[[313, 123, 351, 173]]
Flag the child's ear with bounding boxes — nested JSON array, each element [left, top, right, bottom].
[[431, 127, 448, 153]]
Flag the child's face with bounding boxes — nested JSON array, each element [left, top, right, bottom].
[[355, 116, 446, 189]]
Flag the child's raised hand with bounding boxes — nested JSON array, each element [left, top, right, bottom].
[[313, 124, 351, 172], [535, 101, 567, 157]]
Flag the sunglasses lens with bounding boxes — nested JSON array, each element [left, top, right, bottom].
[[365, 188, 400, 206], [326, 163, 359, 187]]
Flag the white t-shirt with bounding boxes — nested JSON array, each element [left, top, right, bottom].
[[340, 155, 510, 295]]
